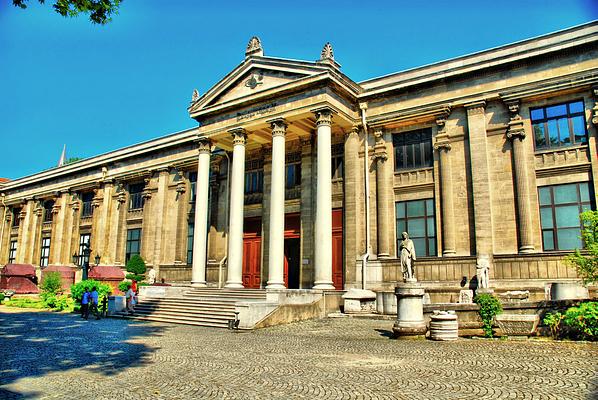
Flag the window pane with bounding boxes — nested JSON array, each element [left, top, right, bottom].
[[582, 203, 592, 213], [542, 231, 554, 251], [554, 184, 578, 204], [547, 120, 559, 146], [557, 228, 581, 250], [406, 144, 414, 167], [530, 108, 544, 121], [396, 203, 405, 218], [396, 146, 404, 169], [407, 201, 425, 217], [414, 144, 422, 166], [580, 183, 590, 202], [538, 187, 552, 205], [412, 238, 426, 255], [540, 208, 553, 229], [546, 104, 567, 118], [569, 101, 584, 114], [557, 118, 571, 145], [425, 199, 434, 213], [428, 239, 436, 256], [427, 217, 435, 236], [571, 116, 586, 144], [555, 205, 581, 228], [396, 220, 406, 236], [408, 218, 426, 237], [533, 124, 546, 148]]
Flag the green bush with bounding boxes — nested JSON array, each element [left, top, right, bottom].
[[126, 255, 146, 282], [474, 293, 503, 338], [41, 271, 63, 294], [0, 292, 4, 304], [563, 302, 598, 341], [4, 298, 46, 309], [118, 280, 132, 293], [566, 210, 598, 285], [40, 293, 74, 311], [543, 312, 564, 339], [70, 279, 112, 310]]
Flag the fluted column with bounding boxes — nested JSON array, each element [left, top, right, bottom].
[[373, 129, 390, 258], [225, 128, 247, 288], [191, 138, 212, 287], [506, 101, 534, 253], [266, 119, 287, 289], [313, 108, 335, 289], [434, 129, 456, 256]]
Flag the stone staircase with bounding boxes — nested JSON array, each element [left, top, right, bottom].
[[112, 288, 267, 328]]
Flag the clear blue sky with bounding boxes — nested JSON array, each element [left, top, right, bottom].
[[1, 0, 596, 179]]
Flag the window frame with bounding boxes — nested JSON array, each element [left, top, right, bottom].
[[40, 237, 51, 267], [189, 171, 198, 203], [392, 128, 433, 172], [81, 192, 94, 217], [530, 99, 587, 151], [77, 233, 91, 265], [395, 198, 437, 257], [125, 228, 142, 262], [128, 183, 145, 211], [43, 200, 54, 223], [187, 223, 194, 265], [11, 208, 20, 227], [8, 240, 17, 263]]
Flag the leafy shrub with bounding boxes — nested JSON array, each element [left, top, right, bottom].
[[0, 292, 4, 304], [563, 302, 598, 341], [566, 210, 598, 284], [4, 298, 46, 309], [474, 293, 503, 338], [126, 255, 146, 282], [41, 271, 63, 295], [543, 312, 564, 339], [70, 279, 112, 311], [40, 293, 74, 311], [118, 280, 132, 293]]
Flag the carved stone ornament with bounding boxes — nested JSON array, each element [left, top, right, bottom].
[[270, 118, 287, 137], [592, 88, 598, 126], [314, 108, 333, 127], [433, 138, 452, 152], [345, 125, 360, 139], [245, 72, 264, 89], [197, 138, 211, 154], [372, 144, 388, 161], [192, 89, 200, 102], [230, 128, 247, 146], [51, 204, 61, 214], [245, 36, 263, 57], [320, 42, 334, 61], [465, 101, 486, 116], [19, 209, 27, 220], [505, 100, 526, 140]]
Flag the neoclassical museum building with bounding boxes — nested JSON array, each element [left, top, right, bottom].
[[1, 22, 597, 300]]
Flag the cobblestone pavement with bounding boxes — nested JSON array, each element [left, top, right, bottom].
[[0, 310, 596, 400]]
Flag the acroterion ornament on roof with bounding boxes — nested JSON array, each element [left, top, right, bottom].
[[245, 36, 263, 57]]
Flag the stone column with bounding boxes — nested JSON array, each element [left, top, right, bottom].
[[434, 120, 456, 256], [313, 108, 335, 289], [506, 101, 534, 253], [191, 138, 212, 287], [343, 126, 360, 284], [266, 118, 287, 289], [225, 128, 247, 288], [372, 129, 390, 258], [465, 101, 494, 257], [300, 136, 314, 288]]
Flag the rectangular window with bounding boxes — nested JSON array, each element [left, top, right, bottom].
[[538, 182, 592, 251], [8, 240, 17, 263], [126, 228, 141, 262], [12, 208, 20, 227], [531, 100, 587, 150], [187, 223, 194, 265], [77, 233, 91, 265], [244, 170, 263, 194], [393, 128, 433, 171], [40, 237, 51, 267], [395, 199, 436, 257], [285, 163, 301, 188], [43, 200, 54, 223], [331, 155, 343, 179], [81, 192, 94, 217], [189, 171, 197, 202], [128, 183, 145, 210]]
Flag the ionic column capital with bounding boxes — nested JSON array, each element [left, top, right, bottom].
[[268, 118, 287, 137], [313, 107, 334, 127], [229, 128, 247, 145], [433, 135, 452, 152]]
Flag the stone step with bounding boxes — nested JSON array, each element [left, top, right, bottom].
[[134, 305, 235, 317], [120, 308, 234, 321], [184, 292, 266, 299], [112, 313, 230, 328], [139, 297, 240, 306]]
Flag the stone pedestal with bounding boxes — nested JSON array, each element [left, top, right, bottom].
[[495, 314, 539, 338], [550, 283, 589, 300], [429, 311, 458, 341], [476, 288, 494, 296], [393, 282, 427, 339], [108, 295, 126, 315], [343, 288, 376, 314]]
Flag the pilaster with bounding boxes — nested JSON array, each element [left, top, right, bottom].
[[343, 126, 359, 285], [372, 129, 390, 258], [434, 113, 457, 256]]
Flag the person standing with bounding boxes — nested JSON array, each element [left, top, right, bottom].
[[81, 288, 90, 320], [90, 286, 100, 320], [125, 286, 136, 315]]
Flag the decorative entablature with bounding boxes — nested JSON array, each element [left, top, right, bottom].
[[366, 102, 452, 130]]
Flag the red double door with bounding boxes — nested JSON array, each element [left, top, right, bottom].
[[242, 209, 343, 289]]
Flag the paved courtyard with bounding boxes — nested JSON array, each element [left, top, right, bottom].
[[0, 309, 596, 400]]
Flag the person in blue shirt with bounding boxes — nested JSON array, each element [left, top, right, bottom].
[[89, 287, 100, 320], [81, 288, 90, 320]]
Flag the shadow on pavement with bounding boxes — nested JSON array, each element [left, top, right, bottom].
[[375, 328, 394, 338], [0, 310, 167, 398]]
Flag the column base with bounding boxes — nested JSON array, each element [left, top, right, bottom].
[[313, 281, 335, 290], [442, 250, 457, 256], [518, 245, 535, 254], [266, 282, 286, 290], [224, 281, 244, 289], [191, 281, 207, 288], [377, 253, 390, 259]]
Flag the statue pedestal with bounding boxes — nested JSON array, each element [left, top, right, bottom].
[[476, 288, 494, 296], [392, 282, 427, 339]]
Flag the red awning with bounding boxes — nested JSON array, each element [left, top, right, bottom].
[[88, 266, 125, 281], [1, 264, 36, 277]]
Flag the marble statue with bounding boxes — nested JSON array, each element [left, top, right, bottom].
[[148, 267, 156, 285], [476, 256, 490, 289], [400, 232, 417, 281]]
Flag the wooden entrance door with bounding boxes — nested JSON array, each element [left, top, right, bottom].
[[332, 208, 343, 289], [242, 217, 262, 288], [284, 213, 300, 288]]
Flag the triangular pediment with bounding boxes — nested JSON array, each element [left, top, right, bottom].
[[189, 57, 333, 114]]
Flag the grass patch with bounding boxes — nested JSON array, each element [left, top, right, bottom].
[[4, 298, 48, 309]]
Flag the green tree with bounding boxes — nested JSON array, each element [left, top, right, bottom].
[[40, 271, 63, 294], [64, 157, 82, 165], [566, 210, 598, 285], [12, 0, 122, 25], [126, 254, 146, 282]]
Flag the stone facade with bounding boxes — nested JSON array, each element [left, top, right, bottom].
[[1, 23, 598, 299]]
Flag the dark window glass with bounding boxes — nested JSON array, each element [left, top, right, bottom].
[[126, 228, 141, 262], [43, 200, 54, 223], [332, 155, 343, 179], [77, 233, 91, 265], [538, 183, 593, 251], [244, 170, 263, 194], [285, 163, 301, 188], [531, 100, 587, 150], [11, 208, 21, 227], [40, 237, 51, 267], [81, 192, 94, 217], [393, 128, 433, 171], [128, 183, 145, 210], [396, 199, 436, 257], [189, 172, 197, 202], [187, 223, 194, 265], [8, 240, 17, 263]]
